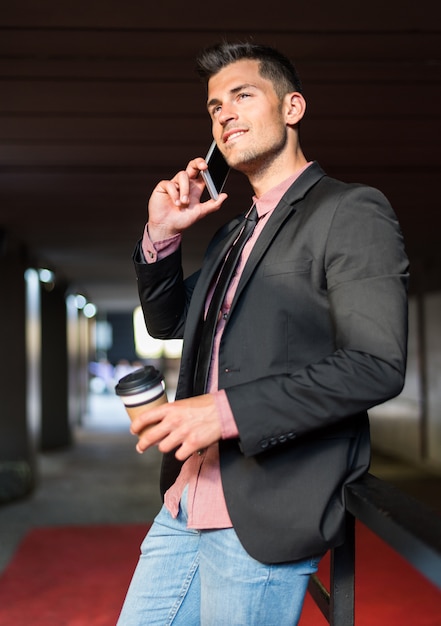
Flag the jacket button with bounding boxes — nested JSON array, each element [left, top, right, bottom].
[[260, 440, 269, 449]]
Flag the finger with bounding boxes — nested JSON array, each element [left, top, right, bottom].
[[135, 420, 170, 453], [174, 441, 199, 461], [186, 157, 208, 177], [207, 192, 228, 209], [157, 431, 199, 460], [168, 158, 207, 207], [133, 404, 182, 453], [130, 402, 169, 435], [154, 178, 182, 206], [198, 192, 228, 218], [155, 175, 190, 207], [171, 171, 192, 206], [172, 425, 215, 460]]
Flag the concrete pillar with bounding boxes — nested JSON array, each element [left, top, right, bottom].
[[0, 236, 35, 502], [40, 282, 71, 450]]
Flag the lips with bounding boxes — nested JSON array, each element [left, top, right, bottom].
[[223, 129, 247, 143]]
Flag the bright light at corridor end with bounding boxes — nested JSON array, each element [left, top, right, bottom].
[[133, 306, 182, 359]]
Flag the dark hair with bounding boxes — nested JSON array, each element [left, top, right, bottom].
[[195, 41, 303, 99]]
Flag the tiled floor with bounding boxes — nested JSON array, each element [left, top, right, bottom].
[[0, 392, 440, 575]]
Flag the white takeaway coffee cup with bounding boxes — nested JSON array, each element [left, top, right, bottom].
[[115, 365, 167, 426]]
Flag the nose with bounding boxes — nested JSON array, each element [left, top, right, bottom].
[[218, 102, 237, 126]]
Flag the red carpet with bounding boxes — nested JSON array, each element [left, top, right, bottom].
[[299, 524, 441, 626], [0, 524, 148, 626], [0, 522, 440, 625]]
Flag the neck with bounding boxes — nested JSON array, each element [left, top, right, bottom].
[[248, 146, 308, 198]]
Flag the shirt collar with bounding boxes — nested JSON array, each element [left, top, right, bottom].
[[253, 162, 313, 219]]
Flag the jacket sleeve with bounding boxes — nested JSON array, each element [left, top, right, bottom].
[[133, 242, 199, 340], [132, 215, 238, 340]]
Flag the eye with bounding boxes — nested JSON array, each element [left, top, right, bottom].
[[210, 104, 222, 119]]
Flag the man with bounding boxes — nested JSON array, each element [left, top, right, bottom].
[[118, 42, 408, 625]]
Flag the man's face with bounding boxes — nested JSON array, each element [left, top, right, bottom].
[[206, 59, 289, 176]]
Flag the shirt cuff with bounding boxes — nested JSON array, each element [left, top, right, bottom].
[[212, 389, 240, 439], [142, 224, 181, 263]]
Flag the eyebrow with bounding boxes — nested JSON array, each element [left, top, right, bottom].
[[207, 83, 258, 110]]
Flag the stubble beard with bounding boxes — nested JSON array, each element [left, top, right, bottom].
[[228, 127, 288, 181]]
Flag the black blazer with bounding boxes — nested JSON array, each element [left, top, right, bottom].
[[134, 162, 409, 563]]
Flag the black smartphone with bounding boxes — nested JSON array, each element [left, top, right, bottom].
[[201, 140, 230, 200]]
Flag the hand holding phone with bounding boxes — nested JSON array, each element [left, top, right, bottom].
[[201, 140, 230, 201]]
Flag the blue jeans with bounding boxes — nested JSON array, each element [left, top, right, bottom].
[[117, 489, 320, 625]]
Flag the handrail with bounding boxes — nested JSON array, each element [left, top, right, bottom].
[[307, 472, 441, 625]]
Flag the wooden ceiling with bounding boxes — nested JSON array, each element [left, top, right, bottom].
[[1, 1, 440, 312]]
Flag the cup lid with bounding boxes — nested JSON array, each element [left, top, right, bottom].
[[115, 365, 163, 397]]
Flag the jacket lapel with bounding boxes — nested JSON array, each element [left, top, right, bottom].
[[188, 215, 244, 317], [231, 162, 326, 309], [178, 162, 326, 396], [179, 215, 245, 355], [196, 162, 325, 309]]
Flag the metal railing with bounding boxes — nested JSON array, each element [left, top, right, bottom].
[[307, 473, 441, 625]]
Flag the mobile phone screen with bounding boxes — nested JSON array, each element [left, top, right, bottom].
[[201, 140, 230, 200]]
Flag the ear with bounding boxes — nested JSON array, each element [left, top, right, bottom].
[[283, 92, 306, 126]]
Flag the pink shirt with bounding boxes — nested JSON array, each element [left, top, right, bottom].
[[142, 164, 312, 528]]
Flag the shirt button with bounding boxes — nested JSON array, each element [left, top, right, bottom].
[[222, 312, 228, 320]]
